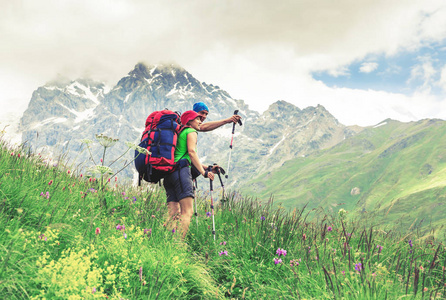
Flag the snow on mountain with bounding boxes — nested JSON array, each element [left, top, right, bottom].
[[17, 62, 352, 187]]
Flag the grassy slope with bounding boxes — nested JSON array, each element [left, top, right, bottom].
[[244, 119, 446, 235], [1, 134, 446, 299]]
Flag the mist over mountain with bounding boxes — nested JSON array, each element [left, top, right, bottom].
[[17, 62, 352, 187]]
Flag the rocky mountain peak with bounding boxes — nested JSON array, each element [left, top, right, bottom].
[[18, 62, 354, 188]]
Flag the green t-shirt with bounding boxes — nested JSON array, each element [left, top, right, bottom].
[[174, 127, 197, 164]]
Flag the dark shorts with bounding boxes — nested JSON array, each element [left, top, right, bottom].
[[163, 166, 194, 202]]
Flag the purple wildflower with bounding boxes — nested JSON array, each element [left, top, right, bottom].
[[132, 197, 137, 203], [409, 239, 413, 247], [290, 259, 300, 267], [139, 267, 143, 281], [261, 216, 266, 221], [172, 228, 176, 233], [116, 224, 122, 230], [219, 250, 228, 256], [220, 241, 227, 245], [327, 226, 333, 232], [354, 263, 362, 272], [377, 245, 383, 253], [92, 287, 96, 293], [276, 248, 287, 257], [206, 211, 211, 217], [123, 233, 127, 239], [274, 258, 283, 265]]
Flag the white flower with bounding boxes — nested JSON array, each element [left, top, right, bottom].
[[95, 134, 118, 148], [88, 165, 114, 175]]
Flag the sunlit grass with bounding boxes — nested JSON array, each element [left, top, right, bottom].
[[1, 135, 445, 299]]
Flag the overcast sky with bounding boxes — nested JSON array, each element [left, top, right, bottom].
[[1, 0, 446, 127]]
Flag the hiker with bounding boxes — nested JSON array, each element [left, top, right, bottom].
[[163, 110, 217, 238], [193, 102, 242, 132]]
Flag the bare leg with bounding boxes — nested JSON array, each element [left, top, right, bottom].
[[166, 202, 180, 231], [178, 197, 194, 239]]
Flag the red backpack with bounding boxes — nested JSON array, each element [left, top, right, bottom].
[[135, 110, 182, 184]]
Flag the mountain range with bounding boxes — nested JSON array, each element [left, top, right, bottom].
[[17, 62, 354, 188], [13, 62, 446, 234]]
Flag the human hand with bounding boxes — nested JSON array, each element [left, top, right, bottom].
[[226, 115, 242, 124], [203, 170, 215, 180]]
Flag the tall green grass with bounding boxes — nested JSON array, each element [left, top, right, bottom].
[[1, 136, 445, 299]]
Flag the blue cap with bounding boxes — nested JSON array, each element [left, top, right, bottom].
[[193, 102, 209, 113]]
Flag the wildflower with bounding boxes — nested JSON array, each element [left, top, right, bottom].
[[81, 138, 93, 145], [220, 241, 227, 246], [48, 180, 53, 186], [18, 153, 21, 158], [115, 176, 117, 182], [123, 233, 127, 239], [341, 270, 346, 275], [302, 233, 306, 240], [144, 228, 152, 235], [100, 158, 103, 163], [151, 215, 156, 218], [92, 287, 96, 293], [172, 228, 176, 233], [354, 263, 362, 272], [423, 287, 428, 292], [290, 259, 300, 267], [377, 245, 383, 253], [95, 133, 118, 148], [408, 239, 413, 248], [276, 248, 287, 257], [95, 227, 101, 235], [132, 197, 137, 203], [89, 165, 113, 176], [67, 170, 71, 174], [419, 266, 424, 271], [219, 250, 228, 256], [206, 211, 211, 217], [116, 224, 122, 230], [372, 273, 376, 278], [274, 258, 282, 265], [261, 215, 266, 221], [139, 267, 143, 281], [327, 226, 333, 232], [80, 174, 83, 178]]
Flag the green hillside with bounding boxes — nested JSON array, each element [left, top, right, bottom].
[[1, 132, 446, 299], [244, 119, 446, 236]]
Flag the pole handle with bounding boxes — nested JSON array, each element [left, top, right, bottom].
[[208, 166, 213, 191]]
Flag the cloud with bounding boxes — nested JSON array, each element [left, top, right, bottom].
[[438, 64, 446, 91], [327, 66, 350, 77], [1, 0, 446, 126], [359, 62, 378, 73]]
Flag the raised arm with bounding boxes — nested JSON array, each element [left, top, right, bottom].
[[198, 115, 242, 132]]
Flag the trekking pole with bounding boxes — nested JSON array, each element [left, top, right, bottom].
[[208, 166, 216, 241], [193, 179, 198, 229], [225, 110, 242, 179], [214, 163, 226, 204]]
